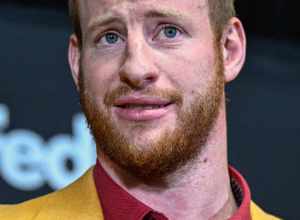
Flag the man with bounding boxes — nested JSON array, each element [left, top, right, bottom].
[[0, 0, 281, 219]]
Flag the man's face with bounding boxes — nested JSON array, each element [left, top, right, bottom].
[[77, 0, 225, 179]]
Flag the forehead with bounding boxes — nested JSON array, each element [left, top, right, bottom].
[[79, 0, 206, 8], [78, 0, 208, 27]]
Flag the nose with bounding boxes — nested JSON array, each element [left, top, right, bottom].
[[119, 38, 159, 90]]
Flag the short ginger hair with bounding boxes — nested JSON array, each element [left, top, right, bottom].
[[68, 0, 236, 46]]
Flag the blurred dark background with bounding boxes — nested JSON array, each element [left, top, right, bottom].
[[0, 0, 299, 219]]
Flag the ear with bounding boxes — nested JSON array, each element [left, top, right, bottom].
[[68, 34, 81, 91], [221, 17, 246, 83]]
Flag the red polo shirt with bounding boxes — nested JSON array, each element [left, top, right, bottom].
[[93, 160, 251, 220]]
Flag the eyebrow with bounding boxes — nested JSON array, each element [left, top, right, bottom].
[[87, 9, 190, 33], [144, 9, 190, 20], [87, 13, 124, 33]]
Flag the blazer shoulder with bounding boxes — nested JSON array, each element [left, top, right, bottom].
[[0, 195, 49, 220], [0, 166, 104, 220], [251, 202, 282, 220]]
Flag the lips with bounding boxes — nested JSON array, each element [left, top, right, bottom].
[[113, 96, 174, 121]]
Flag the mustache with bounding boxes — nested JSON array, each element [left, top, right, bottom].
[[104, 86, 183, 106]]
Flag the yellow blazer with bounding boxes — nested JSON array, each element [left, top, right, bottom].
[[0, 167, 281, 220]]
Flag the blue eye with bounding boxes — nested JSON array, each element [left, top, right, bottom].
[[154, 25, 183, 42], [104, 32, 120, 44], [163, 26, 179, 38]]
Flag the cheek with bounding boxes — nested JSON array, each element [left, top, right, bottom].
[[81, 53, 122, 106], [155, 42, 216, 98]]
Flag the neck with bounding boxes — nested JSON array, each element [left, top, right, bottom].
[[98, 100, 237, 220]]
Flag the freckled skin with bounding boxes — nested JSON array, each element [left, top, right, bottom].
[[78, 0, 217, 125]]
